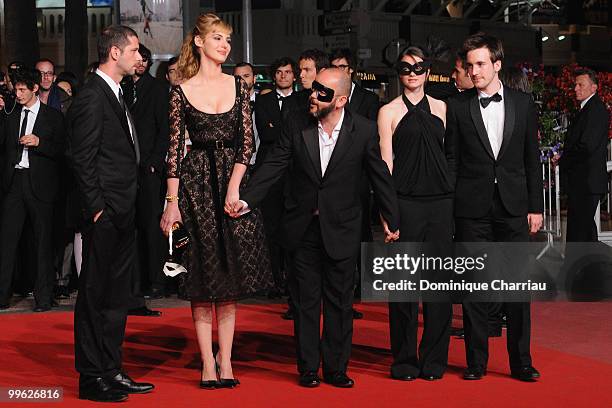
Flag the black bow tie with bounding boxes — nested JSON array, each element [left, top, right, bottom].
[[277, 94, 286, 102], [479, 93, 502, 108]]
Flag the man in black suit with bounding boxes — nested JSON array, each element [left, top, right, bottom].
[[0, 69, 65, 312], [123, 43, 168, 309], [68, 26, 154, 402], [254, 57, 298, 297], [445, 33, 543, 382], [230, 68, 400, 388], [558, 68, 610, 242]]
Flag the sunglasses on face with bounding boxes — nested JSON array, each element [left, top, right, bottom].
[[395, 60, 431, 76], [311, 80, 335, 103]]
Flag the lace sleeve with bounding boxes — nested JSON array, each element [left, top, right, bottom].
[[166, 86, 186, 178], [235, 78, 254, 166]]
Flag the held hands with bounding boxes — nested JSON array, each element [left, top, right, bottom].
[[19, 134, 39, 147], [528, 213, 543, 235], [224, 189, 246, 218], [160, 201, 182, 236], [381, 215, 400, 243]]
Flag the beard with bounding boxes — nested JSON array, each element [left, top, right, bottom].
[[310, 101, 336, 120]]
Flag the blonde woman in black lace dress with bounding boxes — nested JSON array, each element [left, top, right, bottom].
[[160, 13, 273, 388]]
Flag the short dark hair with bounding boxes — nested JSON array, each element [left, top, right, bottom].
[[499, 66, 531, 94], [329, 48, 355, 70], [56, 71, 78, 92], [270, 56, 297, 78], [139, 44, 152, 61], [462, 32, 504, 63], [35, 58, 56, 71], [167, 56, 179, 66], [298, 49, 329, 72], [234, 62, 254, 72], [97, 25, 138, 64], [575, 68, 598, 86], [12, 68, 41, 91]]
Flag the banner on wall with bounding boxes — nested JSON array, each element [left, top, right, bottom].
[[120, 0, 183, 59]]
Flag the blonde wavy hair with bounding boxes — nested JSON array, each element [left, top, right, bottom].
[[177, 13, 233, 80]]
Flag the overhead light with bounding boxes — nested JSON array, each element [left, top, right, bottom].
[[542, 36, 549, 42], [558, 35, 566, 40]]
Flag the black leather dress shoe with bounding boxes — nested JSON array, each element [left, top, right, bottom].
[[488, 325, 502, 337], [143, 288, 165, 300], [463, 367, 487, 380], [298, 371, 321, 388], [127, 306, 161, 317], [391, 373, 417, 381], [0, 303, 9, 310], [79, 377, 128, 402], [352, 308, 364, 319], [108, 372, 154, 394], [421, 374, 443, 381], [450, 327, 464, 338], [323, 372, 354, 388], [33, 304, 51, 312], [511, 366, 540, 382]]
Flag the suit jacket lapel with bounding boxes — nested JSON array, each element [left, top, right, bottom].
[[349, 85, 364, 112], [302, 126, 322, 182], [324, 110, 354, 178], [469, 94, 495, 160], [497, 88, 516, 160], [92, 75, 132, 144]]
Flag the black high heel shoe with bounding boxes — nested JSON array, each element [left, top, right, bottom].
[[199, 362, 219, 389], [215, 356, 240, 388]]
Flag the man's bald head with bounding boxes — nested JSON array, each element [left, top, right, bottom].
[[316, 67, 351, 97]]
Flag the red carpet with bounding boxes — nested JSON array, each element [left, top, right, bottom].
[[1, 303, 611, 407]]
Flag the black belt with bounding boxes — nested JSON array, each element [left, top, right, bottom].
[[191, 139, 236, 150], [191, 139, 236, 272]]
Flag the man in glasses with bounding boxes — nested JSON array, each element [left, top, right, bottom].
[[35, 59, 62, 111], [229, 68, 400, 388], [121, 43, 168, 314]]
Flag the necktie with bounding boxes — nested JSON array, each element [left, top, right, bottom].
[[479, 93, 502, 109], [16, 109, 29, 163], [249, 100, 255, 112], [131, 84, 137, 107]]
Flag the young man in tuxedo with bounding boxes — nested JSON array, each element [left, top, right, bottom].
[[68, 25, 154, 402], [0, 69, 65, 312], [558, 68, 610, 243], [229, 68, 400, 388], [253, 57, 298, 299], [445, 33, 543, 382], [123, 43, 168, 312]]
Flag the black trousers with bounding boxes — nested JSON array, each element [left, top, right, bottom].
[[289, 217, 356, 375], [134, 169, 166, 294], [260, 176, 286, 292], [388, 198, 453, 378], [566, 192, 601, 242], [74, 209, 135, 378], [455, 188, 532, 371], [0, 170, 54, 306]]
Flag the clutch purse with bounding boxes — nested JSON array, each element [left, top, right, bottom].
[[163, 222, 190, 277]]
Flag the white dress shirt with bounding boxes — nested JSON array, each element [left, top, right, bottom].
[[580, 93, 595, 110], [478, 81, 505, 159], [250, 91, 260, 165], [95, 69, 135, 142], [276, 88, 293, 110], [318, 109, 345, 176], [15, 98, 41, 169], [349, 82, 356, 103]]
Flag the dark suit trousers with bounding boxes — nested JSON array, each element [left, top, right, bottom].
[[289, 217, 355, 374], [74, 210, 135, 378], [135, 169, 167, 294], [566, 192, 601, 242], [389, 198, 453, 378], [0, 170, 54, 306], [455, 188, 532, 371], [260, 177, 286, 291]]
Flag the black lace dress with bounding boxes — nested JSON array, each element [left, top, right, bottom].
[[167, 76, 273, 301]]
